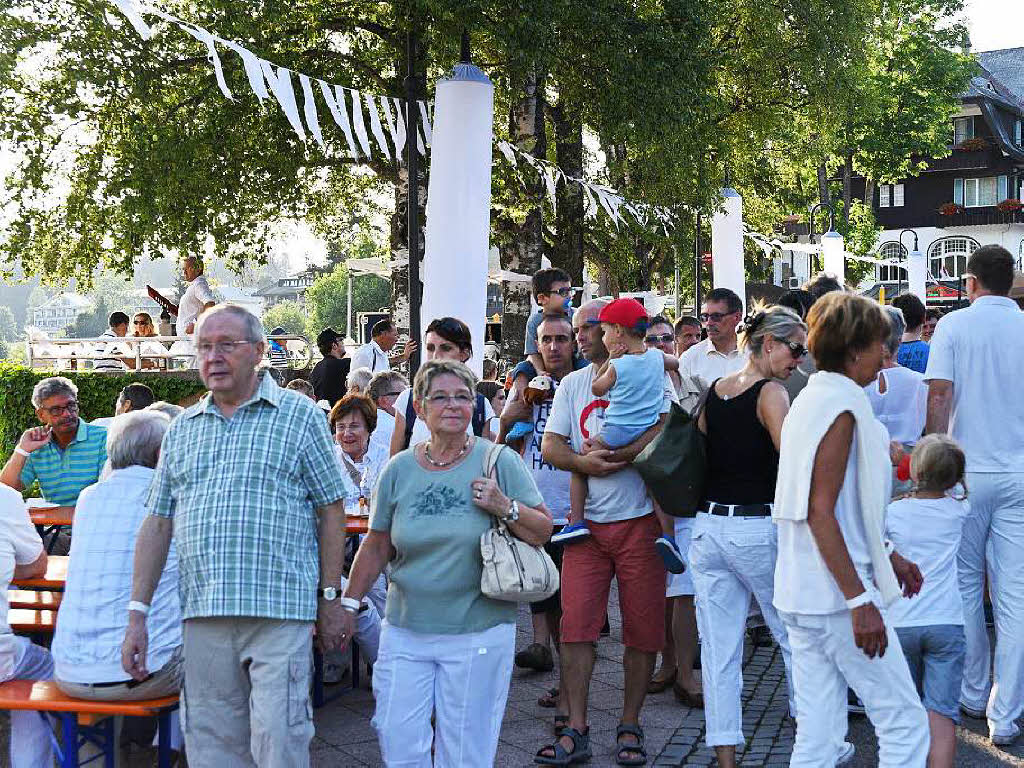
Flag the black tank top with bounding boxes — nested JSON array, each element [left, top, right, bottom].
[[702, 378, 779, 505]]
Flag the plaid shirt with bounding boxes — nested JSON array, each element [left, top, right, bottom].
[[147, 372, 352, 621], [20, 419, 107, 506]]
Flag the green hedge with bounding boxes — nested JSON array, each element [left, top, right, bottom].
[[0, 363, 207, 458]]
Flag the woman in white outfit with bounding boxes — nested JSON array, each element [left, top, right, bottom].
[[689, 306, 808, 768], [339, 360, 552, 767], [774, 292, 930, 767]]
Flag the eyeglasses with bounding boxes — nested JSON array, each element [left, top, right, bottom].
[[43, 401, 79, 417], [553, 287, 576, 297], [645, 333, 674, 344], [133, 319, 151, 326], [382, 391, 404, 398], [196, 340, 255, 357], [700, 312, 735, 323], [774, 337, 808, 359], [426, 393, 474, 407]]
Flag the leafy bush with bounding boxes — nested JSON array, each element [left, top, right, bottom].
[[0, 362, 206, 458]]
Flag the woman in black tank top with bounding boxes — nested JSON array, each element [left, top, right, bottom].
[[689, 306, 813, 768]]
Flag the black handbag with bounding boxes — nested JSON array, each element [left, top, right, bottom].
[[634, 400, 707, 517]]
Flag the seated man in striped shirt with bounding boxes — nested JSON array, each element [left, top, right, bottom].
[[0, 377, 107, 507]]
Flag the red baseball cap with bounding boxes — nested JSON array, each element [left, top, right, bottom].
[[598, 298, 648, 328]]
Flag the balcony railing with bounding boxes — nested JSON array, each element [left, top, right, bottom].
[[921, 145, 1007, 173], [931, 208, 1024, 229]]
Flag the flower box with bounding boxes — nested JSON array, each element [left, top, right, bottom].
[[938, 202, 964, 216], [997, 198, 1023, 213]]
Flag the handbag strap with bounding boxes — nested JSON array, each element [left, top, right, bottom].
[[482, 442, 509, 533]]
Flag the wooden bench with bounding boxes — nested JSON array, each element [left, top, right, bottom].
[[9, 608, 56, 635], [11, 555, 68, 589], [0, 680, 178, 768], [9, 590, 62, 610]]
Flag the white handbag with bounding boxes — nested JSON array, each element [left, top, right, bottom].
[[479, 443, 560, 603]]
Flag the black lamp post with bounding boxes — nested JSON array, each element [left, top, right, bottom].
[[897, 229, 918, 297], [808, 202, 836, 274]]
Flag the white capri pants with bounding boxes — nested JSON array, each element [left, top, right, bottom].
[[958, 471, 1024, 737], [783, 609, 928, 768], [688, 512, 795, 747], [371, 621, 516, 767]]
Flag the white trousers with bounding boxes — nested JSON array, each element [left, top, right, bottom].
[[959, 471, 1024, 736], [338, 575, 383, 663], [371, 622, 515, 768], [783, 610, 928, 768], [6, 637, 55, 768], [688, 513, 795, 747]]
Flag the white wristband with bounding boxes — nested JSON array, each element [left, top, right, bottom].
[[13, 447, 29, 458], [338, 596, 361, 614], [128, 600, 150, 616], [845, 591, 873, 611]]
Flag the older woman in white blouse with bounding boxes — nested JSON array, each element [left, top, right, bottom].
[[773, 293, 929, 767]]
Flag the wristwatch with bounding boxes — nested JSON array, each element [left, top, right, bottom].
[[319, 586, 339, 601], [503, 500, 520, 523]]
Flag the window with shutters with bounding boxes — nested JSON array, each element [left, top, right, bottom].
[[875, 242, 907, 282]]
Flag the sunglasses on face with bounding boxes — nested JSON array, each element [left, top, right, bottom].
[[699, 312, 735, 323], [645, 333, 674, 344], [552, 287, 576, 297], [774, 337, 808, 359]]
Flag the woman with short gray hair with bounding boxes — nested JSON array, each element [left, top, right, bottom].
[[865, 305, 928, 453], [339, 359, 551, 766], [52, 408, 184, 738]]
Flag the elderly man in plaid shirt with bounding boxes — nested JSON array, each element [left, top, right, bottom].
[[122, 304, 353, 767]]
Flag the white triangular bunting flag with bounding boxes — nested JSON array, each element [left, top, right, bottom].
[[364, 92, 392, 161], [391, 98, 407, 156], [582, 185, 599, 219], [319, 81, 359, 160], [349, 89, 372, 158], [221, 38, 268, 101], [379, 96, 400, 157], [260, 60, 305, 141], [496, 141, 517, 167], [416, 123, 426, 155], [418, 101, 432, 146], [179, 23, 232, 100], [299, 74, 325, 150], [110, 0, 153, 39]]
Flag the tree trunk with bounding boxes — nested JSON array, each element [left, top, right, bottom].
[[863, 178, 876, 208], [841, 151, 853, 230], [497, 70, 546, 363], [550, 102, 585, 288], [817, 162, 831, 208]]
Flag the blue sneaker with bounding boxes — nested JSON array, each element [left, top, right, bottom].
[[655, 536, 686, 574], [551, 521, 591, 545]]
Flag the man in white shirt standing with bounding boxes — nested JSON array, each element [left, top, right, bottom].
[[924, 244, 1024, 746], [349, 318, 416, 374], [0, 484, 54, 768], [679, 288, 748, 392], [177, 256, 217, 335]]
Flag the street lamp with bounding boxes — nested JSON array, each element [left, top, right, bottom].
[[898, 229, 926, 302], [809, 203, 845, 283]]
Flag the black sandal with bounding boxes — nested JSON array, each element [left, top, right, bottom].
[[615, 723, 647, 766], [535, 726, 592, 765]]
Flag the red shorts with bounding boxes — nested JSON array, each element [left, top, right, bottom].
[[560, 513, 666, 652]]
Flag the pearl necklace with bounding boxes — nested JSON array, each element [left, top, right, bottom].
[[424, 436, 470, 467]]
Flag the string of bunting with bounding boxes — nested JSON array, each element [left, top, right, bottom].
[[109, 0, 432, 163], [496, 140, 681, 235]]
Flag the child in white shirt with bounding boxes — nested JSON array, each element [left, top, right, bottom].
[[885, 434, 969, 768]]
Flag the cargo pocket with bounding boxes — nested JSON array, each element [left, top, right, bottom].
[[287, 652, 312, 727]]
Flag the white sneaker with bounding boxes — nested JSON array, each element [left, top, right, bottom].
[[836, 742, 855, 765], [991, 723, 1020, 747]]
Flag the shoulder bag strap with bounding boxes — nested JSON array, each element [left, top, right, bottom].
[[472, 393, 487, 436], [403, 393, 417, 449]]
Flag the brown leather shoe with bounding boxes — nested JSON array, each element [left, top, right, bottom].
[[673, 681, 704, 708]]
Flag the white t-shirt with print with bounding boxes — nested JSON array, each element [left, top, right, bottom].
[[0, 485, 44, 679], [394, 388, 495, 449], [545, 364, 673, 524], [523, 389, 571, 526]]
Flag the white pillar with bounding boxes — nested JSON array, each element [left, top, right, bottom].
[[710, 188, 746, 311], [907, 248, 927, 302], [346, 271, 353, 341], [821, 230, 846, 284], [420, 62, 494, 377]]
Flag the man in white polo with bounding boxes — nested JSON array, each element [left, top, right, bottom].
[[177, 256, 217, 335], [349, 318, 416, 374], [679, 288, 747, 392], [925, 244, 1024, 745]]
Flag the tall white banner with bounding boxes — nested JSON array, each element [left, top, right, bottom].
[[420, 63, 494, 376], [711, 188, 746, 311]]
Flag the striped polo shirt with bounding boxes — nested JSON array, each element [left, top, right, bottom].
[[20, 419, 107, 506]]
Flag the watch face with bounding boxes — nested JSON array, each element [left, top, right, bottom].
[[321, 587, 338, 600]]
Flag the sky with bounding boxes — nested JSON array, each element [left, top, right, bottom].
[[1, 2, 1021, 277]]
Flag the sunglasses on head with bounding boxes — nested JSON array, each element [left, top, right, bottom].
[[645, 333, 674, 344], [774, 337, 808, 359]]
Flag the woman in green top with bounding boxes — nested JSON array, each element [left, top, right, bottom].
[[341, 359, 552, 767]]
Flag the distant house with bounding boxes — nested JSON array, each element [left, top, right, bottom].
[[776, 48, 1024, 304], [254, 268, 320, 308], [30, 293, 92, 336]]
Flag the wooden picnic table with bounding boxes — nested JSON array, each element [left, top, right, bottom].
[[8, 609, 56, 634], [346, 516, 369, 535], [29, 506, 74, 527], [12, 555, 67, 589]]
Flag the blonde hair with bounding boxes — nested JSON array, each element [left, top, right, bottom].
[[413, 359, 477, 403], [738, 303, 806, 356], [911, 434, 967, 499]]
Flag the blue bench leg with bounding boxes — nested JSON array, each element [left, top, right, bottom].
[[103, 718, 115, 768], [157, 709, 172, 768], [58, 713, 78, 768]]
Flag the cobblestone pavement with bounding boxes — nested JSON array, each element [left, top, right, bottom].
[[4, 583, 1024, 766]]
